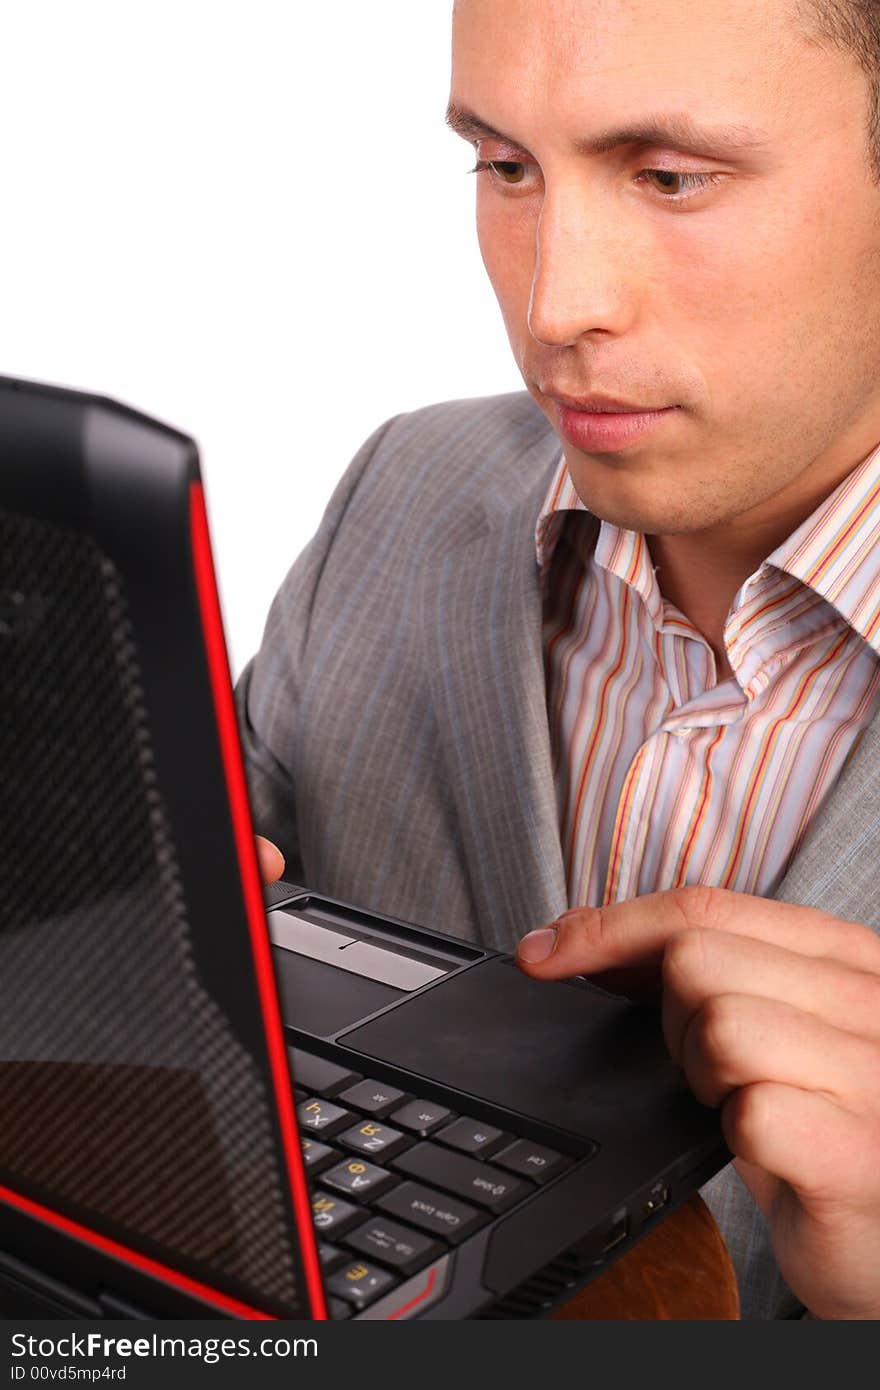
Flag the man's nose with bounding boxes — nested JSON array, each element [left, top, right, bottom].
[[527, 186, 636, 346]]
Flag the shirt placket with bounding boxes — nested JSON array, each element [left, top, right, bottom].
[[602, 625, 750, 903], [601, 729, 668, 903]]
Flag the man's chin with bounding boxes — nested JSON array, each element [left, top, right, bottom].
[[560, 451, 730, 537]]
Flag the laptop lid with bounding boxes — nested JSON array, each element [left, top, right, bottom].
[[0, 374, 326, 1319]]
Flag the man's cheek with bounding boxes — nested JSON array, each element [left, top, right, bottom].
[[478, 208, 533, 303]]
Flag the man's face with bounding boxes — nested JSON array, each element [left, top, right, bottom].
[[450, 0, 880, 540]]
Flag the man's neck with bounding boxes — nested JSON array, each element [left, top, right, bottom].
[[643, 431, 880, 683], [645, 531, 752, 682]]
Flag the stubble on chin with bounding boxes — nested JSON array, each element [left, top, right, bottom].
[[559, 441, 776, 539]]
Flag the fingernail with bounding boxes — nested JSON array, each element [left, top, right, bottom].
[[517, 926, 558, 962]]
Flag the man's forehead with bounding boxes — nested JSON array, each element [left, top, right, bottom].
[[450, 0, 830, 154], [451, 0, 810, 86], [452, 0, 805, 42]]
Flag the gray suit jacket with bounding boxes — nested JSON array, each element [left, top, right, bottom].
[[235, 390, 880, 1320]]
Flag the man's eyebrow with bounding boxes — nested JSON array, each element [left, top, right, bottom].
[[444, 101, 771, 158], [445, 103, 509, 144]]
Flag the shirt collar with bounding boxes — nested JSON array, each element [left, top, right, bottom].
[[761, 439, 880, 656], [535, 443, 880, 656], [534, 452, 661, 620], [534, 451, 584, 573]]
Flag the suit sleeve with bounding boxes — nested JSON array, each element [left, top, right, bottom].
[[234, 413, 405, 883]]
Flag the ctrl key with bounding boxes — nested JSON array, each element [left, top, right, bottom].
[[326, 1259, 398, 1312], [376, 1181, 487, 1245]]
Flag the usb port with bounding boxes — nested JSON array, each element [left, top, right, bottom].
[[641, 1183, 671, 1219], [601, 1208, 629, 1254]]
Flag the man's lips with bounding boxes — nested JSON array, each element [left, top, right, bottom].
[[542, 386, 673, 412], [548, 396, 680, 452]]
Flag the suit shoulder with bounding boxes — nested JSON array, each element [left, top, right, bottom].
[[396, 388, 549, 435], [347, 390, 559, 517], [383, 389, 554, 460]]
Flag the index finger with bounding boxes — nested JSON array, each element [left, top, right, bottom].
[[515, 885, 880, 983]]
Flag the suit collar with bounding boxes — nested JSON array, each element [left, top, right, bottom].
[[420, 424, 568, 950]]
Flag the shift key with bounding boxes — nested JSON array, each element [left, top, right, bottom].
[[376, 1182, 488, 1245]]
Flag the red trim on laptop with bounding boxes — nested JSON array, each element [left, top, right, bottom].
[[0, 1183, 273, 1319], [189, 481, 327, 1321], [387, 1265, 440, 1319]]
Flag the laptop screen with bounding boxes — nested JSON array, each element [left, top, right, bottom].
[[0, 377, 323, 1318]]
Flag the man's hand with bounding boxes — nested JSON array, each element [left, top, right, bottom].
[[256, 835, 285, 885], [516, 886, 880, 1319]]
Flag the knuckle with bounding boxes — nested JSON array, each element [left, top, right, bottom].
[[592, 904, 615, 950], [662, 927, 715, 991], [841, 919, 880, 971], [822, 915, 880, 970], [553, 905, 618, 963], [555, 906, 596, 943], [560, 904, 621, 963], [723, 1082, 774, 1155], [693, 993, 743, 1066], [668, 883, 722, 931]]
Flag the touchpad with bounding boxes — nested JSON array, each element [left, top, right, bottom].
[[273, 949, 402, 1036], [340, 956, 685, 1137]]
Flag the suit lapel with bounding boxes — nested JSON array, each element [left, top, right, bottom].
[[420, 435, 568, 951], [774, 701, 880, 933]]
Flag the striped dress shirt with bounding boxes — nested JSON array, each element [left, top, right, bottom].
[[537, 445, 880, 909]]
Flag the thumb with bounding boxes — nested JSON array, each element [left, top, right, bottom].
[[256, 835, 285, 886]]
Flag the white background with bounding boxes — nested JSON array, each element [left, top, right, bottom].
[[1, 1, 523, 675]]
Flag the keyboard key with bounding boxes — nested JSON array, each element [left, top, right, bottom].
[[338, 1079, 408, 1116], [296, 1097, 355, 1139], [300, 1137, 338, 1174], [311, 1192, 365, 1238], [345, 1217, 444, 1277], [326, 1259, 399, 1311], [318, 1242, 348, 1274], [390, 1099, 454, 1137], [328, 1297, 352, 1320], [339, 1119, 411, 1161], [393, 1142, 531, 1214], [435, 1116, 511, 1158], [321, 1156, 399, 1201], [376, 1181, 487, 1245], [289, 1048, 361, 1098], [491, 1139, 574, 1185]]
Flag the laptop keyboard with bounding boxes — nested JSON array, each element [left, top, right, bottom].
[[290, 1046, 579, 1318]]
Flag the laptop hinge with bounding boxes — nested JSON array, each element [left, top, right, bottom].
[[0, 1251, 103, 1318]]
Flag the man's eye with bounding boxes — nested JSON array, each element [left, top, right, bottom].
[[469, 159, 724, 204], [637, 169, 724, 201], [470, 159, 527, 184]]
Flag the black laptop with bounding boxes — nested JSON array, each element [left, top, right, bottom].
[[0, 374, 729, 1320]]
